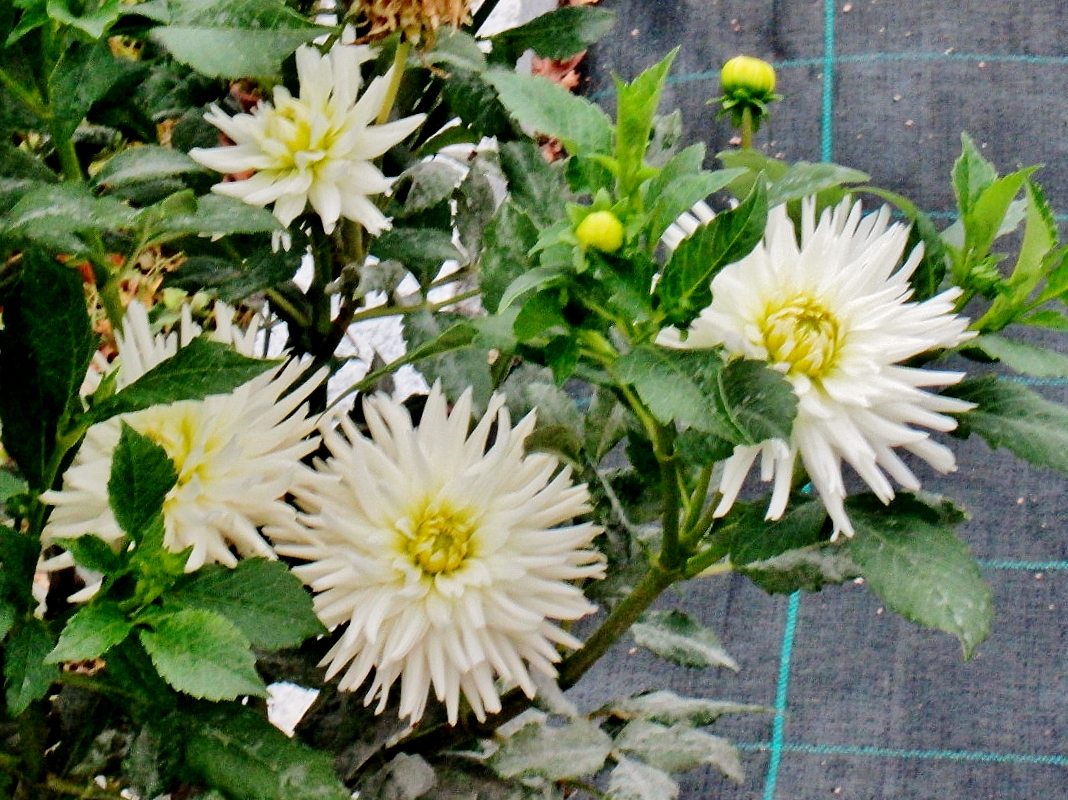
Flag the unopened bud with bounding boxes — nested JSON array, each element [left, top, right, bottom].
[[575, 210, 624, 253], [720, 55, 777, 99]]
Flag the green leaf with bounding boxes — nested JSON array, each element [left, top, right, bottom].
[[1006, 180, 1057, 293], [370, 226, 463, 287], [630, 609, 737, 670], [945, 375, 1068, 475], [0, 527, 40, 613], [646, 168, 745, 245], [109, 423, 178, 540], [614, 720, 744, 781], [716, 498, 829, 567], [0, 471, 26, 504], [485, 69, 612, 156], [583, 389, 631, 463], [480, 201, 540, 311], [490, 719, 613, 781], [739, 542, 861, 594], [616, 347, 722, 430], [392, 161, 459, 217], [599, 690, 765, 727], [965, 167, 1035, 266], [425, 29, 485, 71], [490, 5, 615, 62], [46, 0, 122, 38], [151, 0, 324, 79], [123, 716, 185, 800], [767, 161, 869, 206], [354, 319, 479, 395], [145, 193, 282, 244], [440, 69, 515, 142], [0, 601, 15, 642], [615, 347, 796, 446], [139, 607, 265, 700], [499, 140, 570, 228], [715, 358, 797, 444], [0, 249, 96, 487], [607, 757, 678, 800], [847, 495, 992, 658], [164, 248, 302, 303], [4, 618, 58, 716], [656, 181, 767, 329], [0, 141, 55, 182], [90, 338, 279, 423], [51, 535, 121, 575], [966, 334, 1068, 379], [4, 183, 138, 252], [46, 600, 133, 663], [49, 38, 135, 142], [1020, 309, 1068, 331], [184, 703, 351, 800], [952, 132, 998, 216], [614, 48, 677, 193], [170, 559, 323, 650], [93, 145, 209, 190], [498, 266, 567, 313]]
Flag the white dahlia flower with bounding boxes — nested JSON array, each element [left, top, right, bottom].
[[663, 199, 975, 538], [189, 39, 425, 234], [42, 302, 324, 573], [270, 385, 604, 725]]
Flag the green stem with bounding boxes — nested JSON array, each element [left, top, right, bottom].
[[558, 563, 678, 688], [740, 106, 754, 150], [42, 776, 125, 799], [680, 464, 713, 539], [348, 288, 482, 325], [687, 555, 733, 579], [376, 41, 412, 126], [265, 287, 311, 330], [55, 135, 84, 184], [90, 254, 126, 341]]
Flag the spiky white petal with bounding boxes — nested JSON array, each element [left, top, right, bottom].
[[190, 40, 425, 234], [42, 302, 324, 572], [269, 385, 604, 725], [663, 199, 975, 538]]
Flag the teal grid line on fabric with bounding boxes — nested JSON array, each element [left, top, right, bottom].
[[663, 51, 1068, 89], [761, 591, 801, 800], [981, 560, 1068, 571], [738, 741, 1068, 767]]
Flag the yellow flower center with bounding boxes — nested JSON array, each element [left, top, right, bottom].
[[261, 98, 333, 173], [130, 402, 220, 494], [761, 296, 841, 379], [403, 500, 477, 575]]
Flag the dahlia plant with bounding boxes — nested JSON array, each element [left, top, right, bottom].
[[1, 2, 1067, 799]]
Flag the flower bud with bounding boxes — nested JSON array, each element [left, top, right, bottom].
[[575, 210, 624, 253], [720, 55, 777, 98]]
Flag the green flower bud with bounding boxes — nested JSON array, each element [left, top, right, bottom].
[[575, 210, 624, 253], [720, 55, 777, 98]]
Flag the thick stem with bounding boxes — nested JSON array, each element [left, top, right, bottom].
[[557, 564, 678, 689], [740, 106, 754, 150], [376, 41, 412, 126]]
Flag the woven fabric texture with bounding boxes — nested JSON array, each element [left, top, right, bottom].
[[571, 2, 1068, 798]]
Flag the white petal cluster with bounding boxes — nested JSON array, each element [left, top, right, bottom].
[[270, 385, 604, 725], [664, 199, 975, 538], [190, 39, 425, 234], [42, 302, 324, 573]]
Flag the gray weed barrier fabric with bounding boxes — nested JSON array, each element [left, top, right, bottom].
[[573, 2, 1068, 798]]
